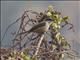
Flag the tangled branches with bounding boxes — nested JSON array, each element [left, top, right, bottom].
[[1, 5, 79, 60]]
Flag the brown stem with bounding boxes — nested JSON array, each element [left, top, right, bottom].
[[34, 34, 44, 56]]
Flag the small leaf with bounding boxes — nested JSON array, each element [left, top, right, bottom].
[[47, 12, 52, 17], [58, 18, 63, 24], [63, 16, 69, 20], [52, 44, 57, 49], [21, 52, 30, 60], [48, 5, 53, 12]]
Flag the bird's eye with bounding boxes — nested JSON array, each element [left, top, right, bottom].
[[47, 19, 52, 21], [49, 41, 53, 44]]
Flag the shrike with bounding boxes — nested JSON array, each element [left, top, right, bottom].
[[18, 21, 51, 35]]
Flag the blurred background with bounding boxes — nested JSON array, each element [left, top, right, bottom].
[[1, 1, 80, 59]]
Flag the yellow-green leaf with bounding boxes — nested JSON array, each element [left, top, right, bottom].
[[47, 12, 52, 17], [52, 44, 57, 49], [63, 16, 69, 20], [21, 52, 30, 60]]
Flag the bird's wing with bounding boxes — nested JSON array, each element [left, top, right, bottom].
[[29, 22, 46, 32]]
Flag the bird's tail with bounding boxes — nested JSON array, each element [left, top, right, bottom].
[[17, 31, 29, 36]]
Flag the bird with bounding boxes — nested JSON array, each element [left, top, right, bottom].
[[17, 21, 51, 35]]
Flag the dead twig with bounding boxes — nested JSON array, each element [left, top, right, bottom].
[[34, 34, 44, 56]]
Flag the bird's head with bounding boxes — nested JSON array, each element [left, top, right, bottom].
[[44, 16, 53, 23]]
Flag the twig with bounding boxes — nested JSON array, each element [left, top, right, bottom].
[[1, 17, 21, 41], [34, 34, 44, 56]]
